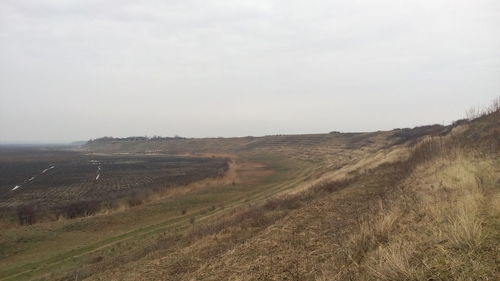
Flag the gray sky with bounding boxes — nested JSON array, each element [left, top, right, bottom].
[[1, 0, 499, 143]]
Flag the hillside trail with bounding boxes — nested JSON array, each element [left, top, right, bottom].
[[86, 150, 406, 281], [86, 112, 500, 281], [189, 163, 403, 280], [0, 157, 239, 281], [0, 154, 308, 281]]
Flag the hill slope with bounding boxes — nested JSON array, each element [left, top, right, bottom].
[[1, 105, 497, 281], [79, 108, 499, 281]]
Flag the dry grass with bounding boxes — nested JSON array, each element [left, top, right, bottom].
[[313, 111, 499, 280], [446, 195, 485, 251], [368, 240, 424, 281], [96, 124, 497, 281], [336, 154, 496, 280], [84, 130, 498, 281], [43, 102, 499, 281]]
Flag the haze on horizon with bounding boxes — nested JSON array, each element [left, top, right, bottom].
[[1, 0, 499, 143]]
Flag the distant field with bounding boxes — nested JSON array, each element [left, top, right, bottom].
[[0, 147, 229, 217]]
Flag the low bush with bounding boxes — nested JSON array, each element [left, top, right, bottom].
[[60, 200, 100, 219], [127, 197, 143, 207], [312, 177, 355, 193], [17, 204, 36, 225]]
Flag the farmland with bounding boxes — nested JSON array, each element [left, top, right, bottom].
[[0, 147, 228, 221]]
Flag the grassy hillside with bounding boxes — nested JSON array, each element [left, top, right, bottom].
[[84, 106, 498, 281], [0, 103, 498, 281]]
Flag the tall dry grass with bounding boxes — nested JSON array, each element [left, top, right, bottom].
[[317, 103, 499, 280], [368, 240, 424, 281], [446, 194, 485, 251]]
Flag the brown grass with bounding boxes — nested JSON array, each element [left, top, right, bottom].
[[53, 101, 500, 281], [324, 147, 498, 281], [368, 240, 424, 281]]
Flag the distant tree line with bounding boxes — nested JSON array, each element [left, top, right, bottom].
[[88, 135, 187, 142]]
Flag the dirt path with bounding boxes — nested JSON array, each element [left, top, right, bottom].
[[86, 157, 401, 281], [0, 156, 318, 281]]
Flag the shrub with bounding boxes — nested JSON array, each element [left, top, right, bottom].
[[263, 195, 302, 210], [17, 204, 36, 225], [393, 125, 447, 144], [127, 197, 143, 207], [61, 200, 100, 219], [312, 178, 354, 193]]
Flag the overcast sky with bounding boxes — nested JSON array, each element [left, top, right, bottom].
[[1, 0, 499, 143]]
